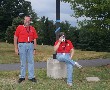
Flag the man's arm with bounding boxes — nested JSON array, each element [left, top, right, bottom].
[[70, 48, 74, 59], [14, 35, 18, 55], [54, 36, 63, 51], [54, 41, 61, 52], [33, 39, 37, 49], [33, 39, 37, 55]]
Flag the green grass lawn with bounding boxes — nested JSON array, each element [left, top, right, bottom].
[[0, 42, 110, 90], [0, 42, 110, 64], [0, 66, 110, 90]]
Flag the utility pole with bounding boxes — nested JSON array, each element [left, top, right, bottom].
[[55, 0, 60, 40], [53, 0, 60, 59]]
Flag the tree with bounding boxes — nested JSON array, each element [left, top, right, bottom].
[[62, 0, 110, 31], [62, 0, 110, 51], [38, 16, 56, 45], [60, 21, 71, 34]]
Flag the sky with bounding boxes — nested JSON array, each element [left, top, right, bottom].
[[25, 0, 79, 26]]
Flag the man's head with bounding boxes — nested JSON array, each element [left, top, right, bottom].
[[24, 16, 31, 26], [59, 32, 66, 42], [59, 32, 65, 38]]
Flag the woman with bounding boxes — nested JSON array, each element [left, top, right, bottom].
[[54, 32, 82, 86]]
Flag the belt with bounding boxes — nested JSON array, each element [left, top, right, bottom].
[[19, 41, 34, 43], [57, 53, 70, 55], [57, 52, 70, 54]]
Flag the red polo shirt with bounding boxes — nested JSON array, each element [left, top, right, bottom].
[[14, 25, 38, 42], [54, 40, 74, 53]]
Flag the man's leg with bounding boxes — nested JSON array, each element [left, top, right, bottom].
[[27, 43, 36, 82], [57, 54, 82, 68], [66, 63, 73, 85], [18, 43, 26, 83], [57, 54, 75, 66]]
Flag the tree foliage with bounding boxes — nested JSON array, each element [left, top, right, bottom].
[[62, 0, 110, 51], [36, 16, 56, 45]]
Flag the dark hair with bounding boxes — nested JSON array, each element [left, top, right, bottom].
[[59, 32, 66, 38]]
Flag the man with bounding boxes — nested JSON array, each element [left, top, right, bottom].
[[54, 32, 82, 86], [14, 16, 38, 83]]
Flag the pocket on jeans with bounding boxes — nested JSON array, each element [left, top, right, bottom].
[[18, 43, 23, 47], [18, 43, 24, 54]]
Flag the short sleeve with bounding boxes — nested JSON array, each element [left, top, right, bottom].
[[68, 40, 74, 49], [54, 40, 59, 46], [14, 25, 21, 38], [32, 27, 38, 39]]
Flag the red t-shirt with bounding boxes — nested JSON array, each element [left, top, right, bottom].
[[14, 25, 38, 42], [54, 40, 74, 53]]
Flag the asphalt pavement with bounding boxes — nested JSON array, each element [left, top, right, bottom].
[[0, 59, 110, 71]]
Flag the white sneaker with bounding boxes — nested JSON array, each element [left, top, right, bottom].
[[75, 62, 82, 68], [67, 83, 72, 86]]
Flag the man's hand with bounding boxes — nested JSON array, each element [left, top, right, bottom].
[[59, 36, 64, 42], [14, 35, 18, 55], [33, 49, 36, 55], [70, 48, 74, 60], [15, 48, 19, 55]]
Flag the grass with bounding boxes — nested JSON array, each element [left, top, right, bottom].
[[0, 66, 109, 90], [0, 42, 110, 64]]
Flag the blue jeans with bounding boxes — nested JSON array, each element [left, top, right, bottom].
[[18, 43, 34, 79], [56, 53, 75, 83]]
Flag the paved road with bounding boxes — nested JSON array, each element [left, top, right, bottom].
[[0, 59, 110, 71]]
